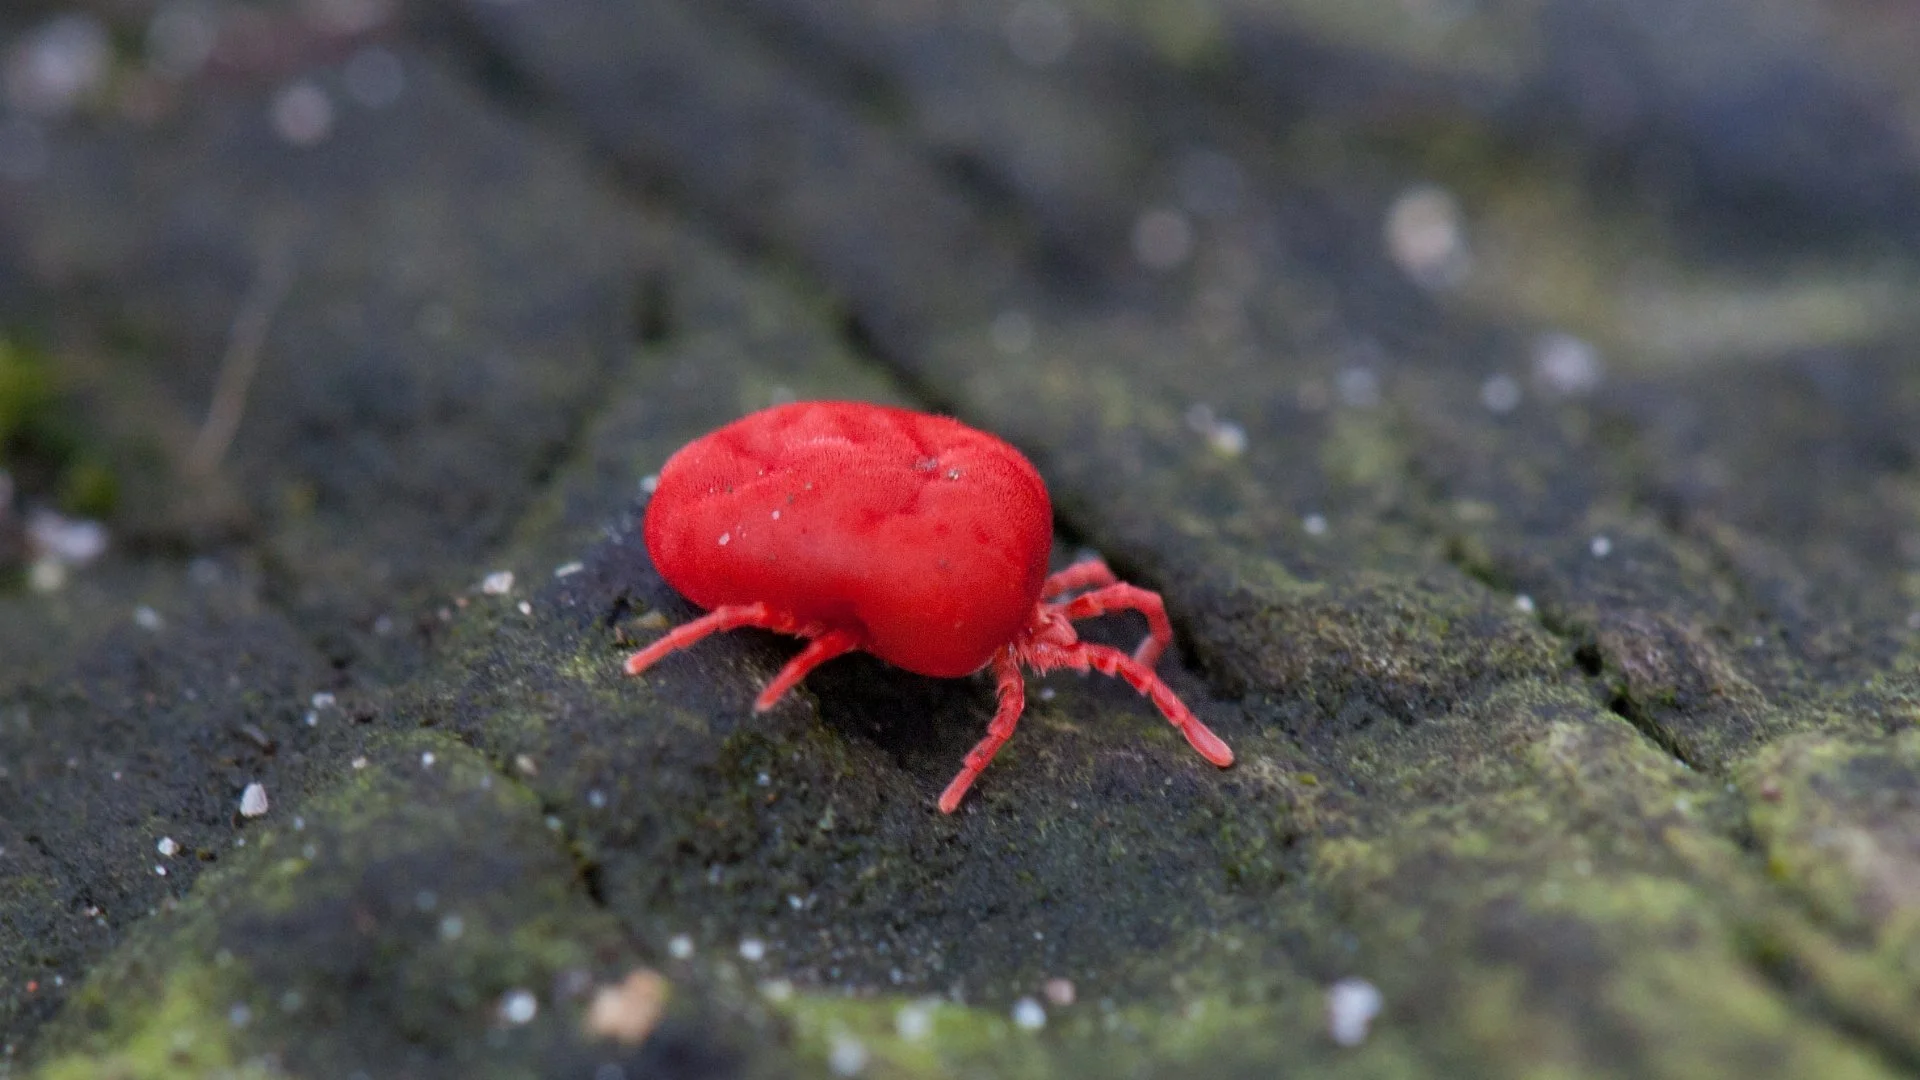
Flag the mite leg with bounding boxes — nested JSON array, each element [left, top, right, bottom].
[[1054, 583, 1174, 668], [937, 648, 1028, 813], [1041, 558, 1118, 600], [623, 602, 794, 676], [753, 628, 863, 711], [1053, 642, 1233, 767]]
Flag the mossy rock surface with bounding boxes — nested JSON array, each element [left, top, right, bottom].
[[3, 1, 1920, 1077]]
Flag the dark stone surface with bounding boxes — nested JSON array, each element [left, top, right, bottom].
[[2, 0, 1918, 1076]]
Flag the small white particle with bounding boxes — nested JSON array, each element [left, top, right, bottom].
[[828, 1034, 869, 1076], [269, 81, 334, 147], [480, 570, 514, 595], [770, 509, 781, 520], [1011, 997, 1046, 1031], [1337, 367, 1381, 409], [154, 864, 168, 876], [787, 894, 804, 910], [587, 789, 607, 809], [1043, 978, 1076, 1006], [1385, 185, 1469, 288], [1303, 513, 1329, 537], [238, 782, 270, 817], [439, 914, 464, 941], [311, 692, 335, 709], [667, 934, 694, 960], [420, 751, 436, 768], [1514, 594, 1536, 614], [1479, 374, 1521, 414], [517, 601, 533, 616], [7, 15, 111, 118], [717, 532, 731, 546], [1326, 977, 1383, 1047], [351, 756, 368, 770], [515, 754, 538, 776], [759, 978, 794, 1002], [1674, 796, 1691, 813], [738, 937, 766, 962], [1133, 207, 1194, 271], [1532, 333, 1604, 397], [1037, 686, 1056, 702], [133, 606, 164, 631], [498, 989, 538, 1025], [28, 510, 108, 565], [895, 1000, 936, 1041], [640, 474, 660, 494], [28, 558, 66, 592], [156, 837, 178, 856], [1590, 535, 1612, 558], [228, 1002, 252, 1029], [756, 771, 771, 786], [554, 561, 585, 578]]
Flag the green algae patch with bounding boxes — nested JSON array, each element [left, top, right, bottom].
[[22, 730, 670, 1080], [33, 963, 267, 1080]]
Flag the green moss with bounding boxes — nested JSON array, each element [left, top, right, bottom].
[[33, 963, 258, 1080]]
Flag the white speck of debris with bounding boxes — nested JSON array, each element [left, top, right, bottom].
[[1011, 997, 1047, 1031], [480, 570, 514, 595], [667, 934, 694, 960], [28, 509, 108, 565], [1185, 403, 1248, 457], [351, 756, 368, 770], [439, 914, 464, 941], [1303, 513, 1329, 537], [587, 789, 607, 809], [341, 45, 405, 109], [1337, 367, 1381, 409], [990, 309, 1034, 354], [420, 751, 436, 769], [895, 1000, 936, 1040], [154, 864, 168, 876], [227, 1002, 252, 1028], [311, 692, 336, 709], [133, 606, 164, 631], [756, 771, 771, 787], [6, 14, 111, 118], [640, 474, 660, 494], [828, 1033, 870, 1076], [759, 978, 794, 1002], [1326, 977, 1383, 1047], [554, 561, 585, 578], [157, 837, 178, 856], [28, 558, 64, 592], [1037, 686, 1056, 702], [717, 532, 731, 546], [1005, 1, 1073, 66], [1514, 594, 1536, 614], [515, 754, 538, 776], [1044, 978, 1076, 1006], [1133, 207, 1194, 271], [518, 600, 533, 616], [238, 782, 270, 818], [738, 938, 766, 963], [1385, 184, 1469, 288], [1674, 796, 1691, 814], [1480, 374, 1521, 414], [269, 81, 334, 147], [498, 988, 538, 1025], [1590, 535, 1612, 558], [770, 509, 781, 521], [1532, 333, 1604, 397]]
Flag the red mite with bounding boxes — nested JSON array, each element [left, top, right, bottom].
[[624, 401, 1234, 811]]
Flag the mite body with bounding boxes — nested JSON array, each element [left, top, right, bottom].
[[625, 401, 1233, 811]]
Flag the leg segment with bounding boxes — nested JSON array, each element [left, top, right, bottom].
[[753, 628, 862, 712], [1047, 642, 1234, 767], [937, 648, 1028, 813], [624, 603, 791, 676], [1055, 583, 1174, 669], [1042, 558, 1118, 600]]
